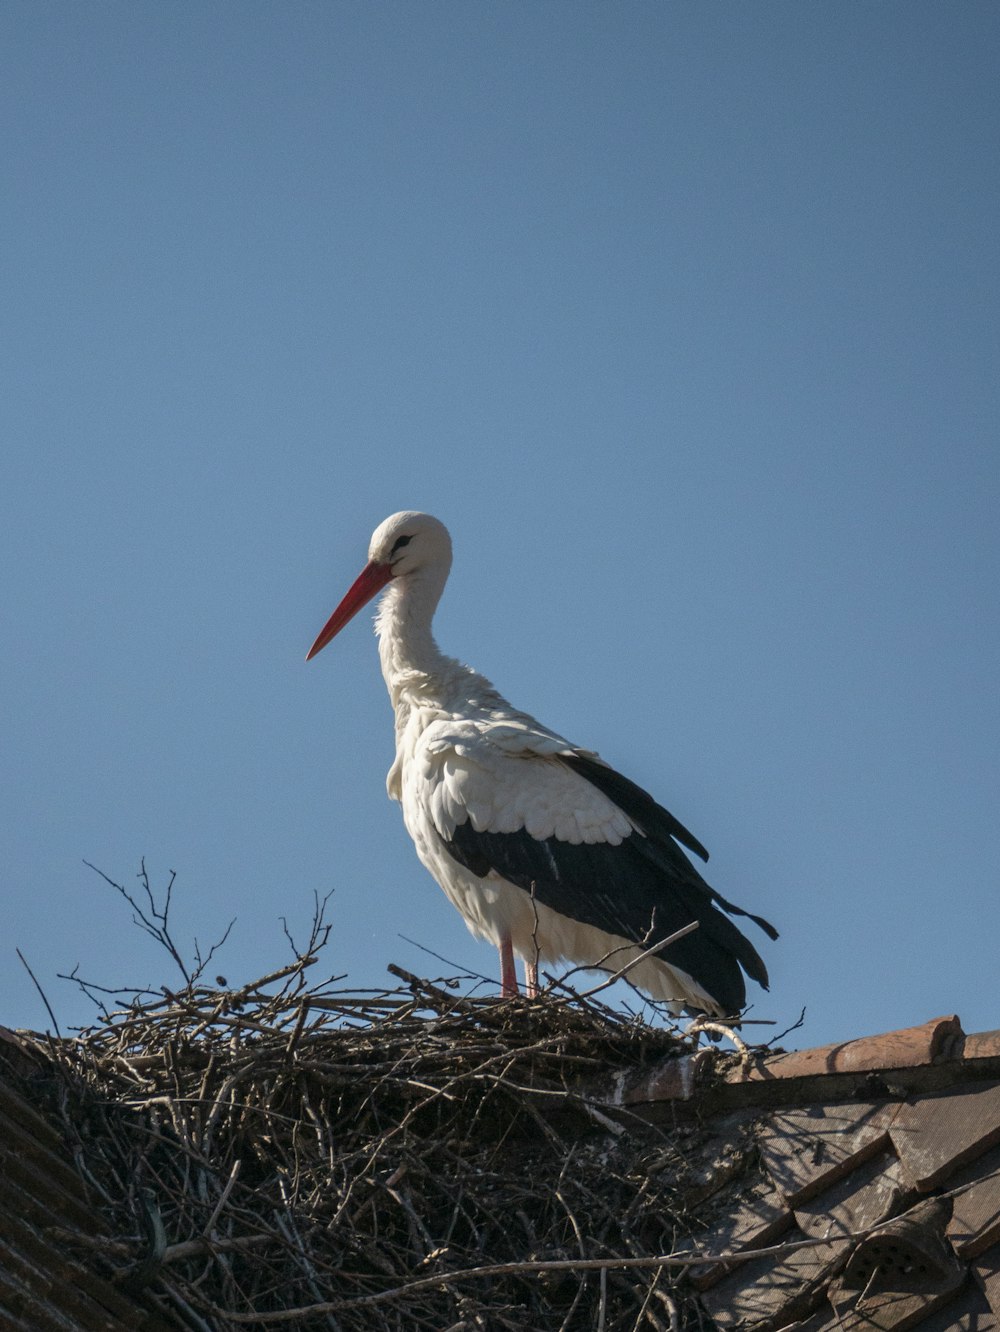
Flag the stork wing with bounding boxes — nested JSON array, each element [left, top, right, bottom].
[[417, 720, 776, 1012], [561, 751, 709, 861], [563, 751, 778, 941]]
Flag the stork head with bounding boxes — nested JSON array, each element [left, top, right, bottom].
[[366, 510, 452, 575], [306, 511, 452, 660]]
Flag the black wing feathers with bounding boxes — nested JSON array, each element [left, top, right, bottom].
[[565, 752, 778, 942], [562, 752, 710, 861], [441, 753, 777, 1014]]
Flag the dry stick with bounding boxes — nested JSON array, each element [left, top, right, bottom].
[[597, 1266, 609, 1332], [203, 1159, 242, 1237], [553, 1184, 590, 1332], [43, 958, 708, 1324], [567, 921, 701, 1002], [634, 1268, 677, 1332], [42, 1231, 280, 1264], [233, 953, 323, 1000], [15, 948, 62, 1036], [273, 1205, 341, 1332], [629, 1270, 662, 1332], [284, 999, 311, 1057], [153, 1286, 218, 1332], [196, 1211, 922, 1326], [654, 1290, 681, 1332], [685, 1016, 749, 1057], [385, 964, 478, 1017]]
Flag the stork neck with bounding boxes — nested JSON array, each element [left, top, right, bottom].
[[375, 570, 452, 704]]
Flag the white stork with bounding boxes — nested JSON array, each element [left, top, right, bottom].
[[307, 511, 777, 1017]]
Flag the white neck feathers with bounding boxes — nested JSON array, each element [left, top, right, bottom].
[[374, 568, 455, 706]]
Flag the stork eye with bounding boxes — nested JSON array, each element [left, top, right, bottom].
[[391, 535, 413, 555]]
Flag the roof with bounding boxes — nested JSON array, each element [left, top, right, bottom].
[[612, 1014, 1000, 1330], [1, 1002, 999, 1331], [0, 1029, 174, 1332]]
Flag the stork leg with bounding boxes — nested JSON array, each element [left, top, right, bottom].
[[524, 958, 539, 998], [499, 936, 519, 997]]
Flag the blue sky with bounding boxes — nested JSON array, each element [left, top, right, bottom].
[[2, 3, 997, 1050]]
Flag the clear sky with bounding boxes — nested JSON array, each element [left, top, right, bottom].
[[2, 3, 997, 1051]]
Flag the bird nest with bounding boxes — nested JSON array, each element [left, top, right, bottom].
[[15, 874, 733, 1331]]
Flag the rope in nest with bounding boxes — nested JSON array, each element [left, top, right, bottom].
[[15, 875, 736, 1331]]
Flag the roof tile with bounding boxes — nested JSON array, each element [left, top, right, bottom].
[[685, 1019, 1000, 1330], [901, 1278, 1000, 1331], [837, 1196, 959, 1291], [760, 1102, 901, 1205], [825, 1279, 966, 1330], [973, 1241, 1000, 1316], [0, 1266, 81, 1332], [0, 1207, 163, 1329], [822, 1197, 965, 1329], [0, 1121, 103, 1232], [965, 1031, 1000, 1061], [778, 1314, 844, 1332], [0, 1067, 176, 1332], [784, 1281, 1000, 1332], [891, 1081, 1000, 1192], [689, 1182, 793, 1290], [0, 1076, 66, 1154], [730, 1016, 963, 1085], [698, 1231, 845, 1330], [794, 1150, 910, 1248], [946, 1143, 1000, 1259], [615, 1052, 707, 1103]]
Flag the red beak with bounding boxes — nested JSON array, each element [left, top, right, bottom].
[[306, 560, 393, 661]]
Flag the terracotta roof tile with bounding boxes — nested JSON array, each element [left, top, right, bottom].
[[0, 1065, 176, 1332], [603, 1015, 1000, 1117], [793, 1150, 910, 1249], [835, 1196, 960, 1291], [0, 1026, 39, 1061], [0, 1075, 67, 1154], [890, 1081, 1000, 1191], [1, 1114, 103, 1232], [698, 1230, 846, 1330], [689, 1182, 793, 1290], [966, 1030, 1000, 1061], [759, 1101, 901, 1205], [730, 1016, 964, 1086], [825, 1279, 966, 1330], [946, 1144, 1000, 1259], [778, 1314, 844, 1332], [973, 1241, 1000, 1315], [614, 1050, 709, 1104], [790, 1198, 967, 1330], [0, 1206, 165, 1330], [906, 1278, 1000, 1331], [0, 1269, 78, 1332], [673, 1020, 1000, 1329]]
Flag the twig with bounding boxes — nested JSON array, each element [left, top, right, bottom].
[[15, 948, 61, 1037], [568, 922, 701, 1001], [768, 1005, 807, 1046], [195, 1209, 934, 1324], [22, 863, 761, 1330], [203, 1159, 242, 1237], [685, 1017, 749, 1056], [597, 1265, 608, 1332]]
